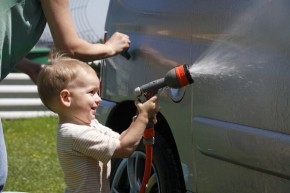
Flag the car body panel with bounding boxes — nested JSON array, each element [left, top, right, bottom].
[[100, 0, 290, 192]]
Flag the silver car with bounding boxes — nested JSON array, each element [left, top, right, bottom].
[[97, 0, 290, 192]]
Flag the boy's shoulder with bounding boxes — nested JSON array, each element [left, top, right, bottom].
[[58, 119, 105, 133]]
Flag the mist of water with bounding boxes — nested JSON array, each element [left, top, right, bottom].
[[188, 0, 290, 80]]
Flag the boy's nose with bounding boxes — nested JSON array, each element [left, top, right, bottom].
[[95, 95, 102, 103]]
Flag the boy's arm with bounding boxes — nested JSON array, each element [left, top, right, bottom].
[[112, 96, 158, 158]]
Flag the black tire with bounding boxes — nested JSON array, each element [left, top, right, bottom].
[[110, 131, 182, 193]]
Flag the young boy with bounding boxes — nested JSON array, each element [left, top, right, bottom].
[[37, 55, 159, 193]]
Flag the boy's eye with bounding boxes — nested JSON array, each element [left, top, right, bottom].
[[88, 89, 100, 95], [89, 90, 95, 95]]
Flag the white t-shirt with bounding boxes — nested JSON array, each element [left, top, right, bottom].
[[57, 119, 120, 193]]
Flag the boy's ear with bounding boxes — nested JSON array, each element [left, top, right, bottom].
[[60, 89, 71, 107]]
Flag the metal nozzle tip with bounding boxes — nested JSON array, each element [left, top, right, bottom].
[[134, 87, 142, 97]]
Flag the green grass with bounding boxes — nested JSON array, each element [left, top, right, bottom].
[[2, 117, 65, 193]]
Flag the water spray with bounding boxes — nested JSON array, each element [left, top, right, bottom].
[[134, 64, 194, 193]]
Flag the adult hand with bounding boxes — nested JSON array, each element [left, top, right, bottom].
[[105, 32, 131, 56]]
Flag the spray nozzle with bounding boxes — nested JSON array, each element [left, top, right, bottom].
[[134, 64, 194, 99]]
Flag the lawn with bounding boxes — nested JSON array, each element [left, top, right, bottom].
[[2, 117, 65, 193]]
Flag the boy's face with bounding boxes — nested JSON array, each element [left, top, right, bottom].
[[64, 69, 101, 125]]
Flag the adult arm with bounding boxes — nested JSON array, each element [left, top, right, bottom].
[[40, 0, 130, 62], [15, 58, 43, 84]]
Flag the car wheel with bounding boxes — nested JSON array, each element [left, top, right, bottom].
[[110, 132, 182, 193]]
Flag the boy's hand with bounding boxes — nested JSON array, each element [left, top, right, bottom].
[[135, 95, 159, 119]]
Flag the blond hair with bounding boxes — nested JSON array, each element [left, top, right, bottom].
[[37, 54, 96, 112]]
